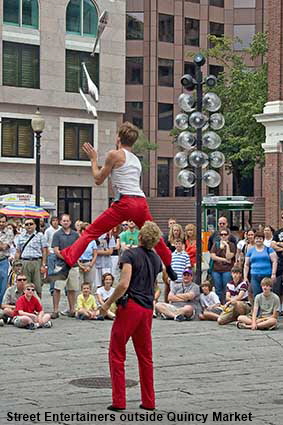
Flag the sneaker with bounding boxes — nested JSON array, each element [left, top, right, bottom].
[[43, 320, 53, 328], [174, 314, 186, 322], [159, 313, 169, 320], [27, 322, 39, 330], [0, 319, 4, 327], [96, 315, 105, 321], [166, 265, 177, 281], [6, 317, 13, 325], [236, 321, 247, 329], [51, 312, 60, 319], [47, 263, 70, 282], [67, 311, 76, 318], [60, 309, 70, 316]]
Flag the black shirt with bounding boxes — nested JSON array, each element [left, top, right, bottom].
[[120, 247, 162, 309]]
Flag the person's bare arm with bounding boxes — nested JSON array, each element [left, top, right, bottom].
[[270, 252, 277, 279], [53, 246, 64, 260], [82, 143, 118, 185], [271, 241, 283, 252], [175, 291, 196, 301], [243, 257, 250, 281]]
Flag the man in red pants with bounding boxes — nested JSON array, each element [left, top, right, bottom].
[[49, 122, 176, 282], [101, 221, 163, 411]]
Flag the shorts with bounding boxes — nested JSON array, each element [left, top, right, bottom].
[[219, 302, 251, 323], [54, 266, 80, 291]]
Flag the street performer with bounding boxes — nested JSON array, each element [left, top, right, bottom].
[[49, 122, 176, 282], [101, 221, 162, 411]]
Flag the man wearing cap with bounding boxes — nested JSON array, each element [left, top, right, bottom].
[[155, 269, 200, 321], [0, 273, 27, 325]]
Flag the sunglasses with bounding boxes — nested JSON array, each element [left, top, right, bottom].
[[25, 223, 35, 226], [122, 224, 128, 226], [220, 233, 228, 236], [25, 287, 35, 291], [17, 278, 27, 281]]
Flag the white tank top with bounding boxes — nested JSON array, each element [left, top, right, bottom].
[[111, 149, 145, 197]]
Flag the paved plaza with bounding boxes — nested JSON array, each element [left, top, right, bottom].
[[1, 286, 283, 425]]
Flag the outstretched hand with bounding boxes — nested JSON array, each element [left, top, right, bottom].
[[82, 143, 98, 161]]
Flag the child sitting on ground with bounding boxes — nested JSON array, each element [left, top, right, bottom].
[[199, 280, 222, 321], [237, 277, 280, 330], [96, 273, 116, 320], [218, 265, 251, 325], [76, 282, 101, 320]]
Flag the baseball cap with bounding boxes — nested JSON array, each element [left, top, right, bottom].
[[183, 269, 193, 275]]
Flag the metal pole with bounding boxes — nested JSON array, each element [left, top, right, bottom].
[[195, 64, 203, 287], [35, 132, 41, 207]]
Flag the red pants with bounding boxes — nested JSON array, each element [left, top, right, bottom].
[[61, 195, 171, 267], [109, 299, 155, 409]]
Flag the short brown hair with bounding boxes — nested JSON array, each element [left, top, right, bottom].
[[24, 282, 35, 289], [81, 282, 91, 290], [261, 277, 272, 287], [254, 231, 264, 239], [102, 273, 114, 285], [231, 266, 242, 274], [201, 280, 213, 290], [118, 122, 139, 146]]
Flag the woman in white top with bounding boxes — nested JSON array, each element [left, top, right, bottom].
[[263, 225, 274, 247], [96, 273, 116, 319]]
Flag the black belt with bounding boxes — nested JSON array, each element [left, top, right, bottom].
[[80, 259, 91, 263], [22, 257, 42, 261], [120, 194, 144, 198]]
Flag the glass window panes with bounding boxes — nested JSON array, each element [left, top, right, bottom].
[[184, 18, 200, 46], [4, 0, 20, 25], [158, 103, 173, 131], [158, 58, 174, 87], [158, 158, 170, 197], [159, 14, 174, 43], [234, 25, 256, 49], [184, 62, 196, 78], [126, 12, 144, 40], [209, 64, 224, 77], [66, 0, 98, 36], [1, 118, 33, 158], [64, 123, 93, 161], [22, 0, 38, 27], [4, 0, 38, 28], [209, 22, 224, 47], [125, 102, 143, 129], [58, 186, 91, 223], [234, 0, 256, 7], [185, 0, 200, 3], [3, 41, 39, 88], [65, 50, 99, 93], [0, 185, 32, 195], [126, 57, 143, 84], [209, 0, 224, 7]]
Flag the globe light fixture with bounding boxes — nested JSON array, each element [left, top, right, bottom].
[[178, 93, 195, 112], [174, 151, 189, 168], [177, 131, 196, 150], [205, 75, 217, 88], [180, 74, 196, 91], [203, 92, 221, 112], [175, 113, 189, 130], [202, 131, 221, 149], [209, 151, 225, 168], [203, 170, 221, 188], [189, 150, 209, 168], [189, 112, 208, 129], [210, 112, 225, 130], [177, 170, 196, 188]]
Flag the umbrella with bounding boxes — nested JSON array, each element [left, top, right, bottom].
[[0, 205, 50, 219]]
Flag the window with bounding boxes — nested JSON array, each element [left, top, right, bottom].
[[125, 102, 143, 129], [158, 103, 173, 131], [184, 62, 196, 78], [1, 118, 34, 158], [158, 158, 170, 197], [185, 0, 200, 3], [184, 18, 199, 46], [0, 185, 32, 196], [234, 0, 256, 7], [159, 14, 174, 43], [66, 0, 98, 36], [126, 57, 143, 85], [158, 58, 174, 87], [3, 0, 39, 28], [209, 64, 224, 77], [126, 12, 144, 40], [3, 41, 39, 89], [209, 0, 224, 7], [64, 123, 93, 161], [58, 187, 91, 223], [209, 22, 224, 47], [65, 50, 99, 93], [234, 25, 256, 50]]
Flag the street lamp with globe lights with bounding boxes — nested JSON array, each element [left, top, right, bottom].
[[31, 108, 45, 207], [174, 53, 225, 286]]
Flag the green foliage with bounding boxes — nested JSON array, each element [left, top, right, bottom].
[[200, 33, 268, 194], [132, 131, 157, 170]]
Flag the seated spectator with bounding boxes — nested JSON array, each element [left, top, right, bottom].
[[155, 269, 200, 321], [76, 282, 101, 320], [217, 266, 251, 325], [13, 283, 52, 329], [96, 273, 116, 320], [199, 280, 222, 321], [7, 260, 23, 287], [171, 239, 191, 284], [0, 273, 26, 324], [237, 278, 280, 330]]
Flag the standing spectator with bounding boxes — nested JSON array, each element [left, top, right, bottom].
[[110, 226, 121, 282], [184, 223, 197, 268], [45, 216, 61, 294], [244, 231, 277, 298], [74, 220, 83, 234], [0, 214, 13, 304], [163, 217, 177, 246], [0, 273, 26, 323], [210, 229, 236, 303], [171, 239, 191, 284], [78, 222, 97, 290], [237, 228, 255, 269], [167, 224, 184, 252], [7, 260, 23, 287], [95, 232, 116, 287], [208, 216, 237, 252], [51, 214, 79, 319], [264, 226, 274, 247], [271, 215, 283, 310], [120, 220, 139, 251], [15, 218, 48, 299], [6, 222, 18, 262]]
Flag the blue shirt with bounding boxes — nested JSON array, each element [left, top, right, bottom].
[[246, 246, 274, 276], [79, 240, 97, 261]]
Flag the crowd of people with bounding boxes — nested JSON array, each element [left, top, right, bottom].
[[0, 211, 282, 331]]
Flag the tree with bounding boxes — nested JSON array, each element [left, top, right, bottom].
[[132, 130, 157, 171], [201, 33, 268, 195]]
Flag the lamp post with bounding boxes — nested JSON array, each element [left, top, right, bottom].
[[174, 53, 225, 286], [31, 108, 45, 207]]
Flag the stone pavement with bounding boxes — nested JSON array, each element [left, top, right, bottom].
[[1, 286, 283, 425]]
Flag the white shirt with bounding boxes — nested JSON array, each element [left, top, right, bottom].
[[111, 149, 145, 197], [96, 286, 115, 301], [45, 225, 61, 254], [200, 291, 220, 308]]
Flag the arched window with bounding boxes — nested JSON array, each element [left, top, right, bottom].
[[3, 0, 39, 29], [66, 0, 98, 36]]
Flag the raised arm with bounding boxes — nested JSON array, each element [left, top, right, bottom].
[[82, 143, 118, 185]]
